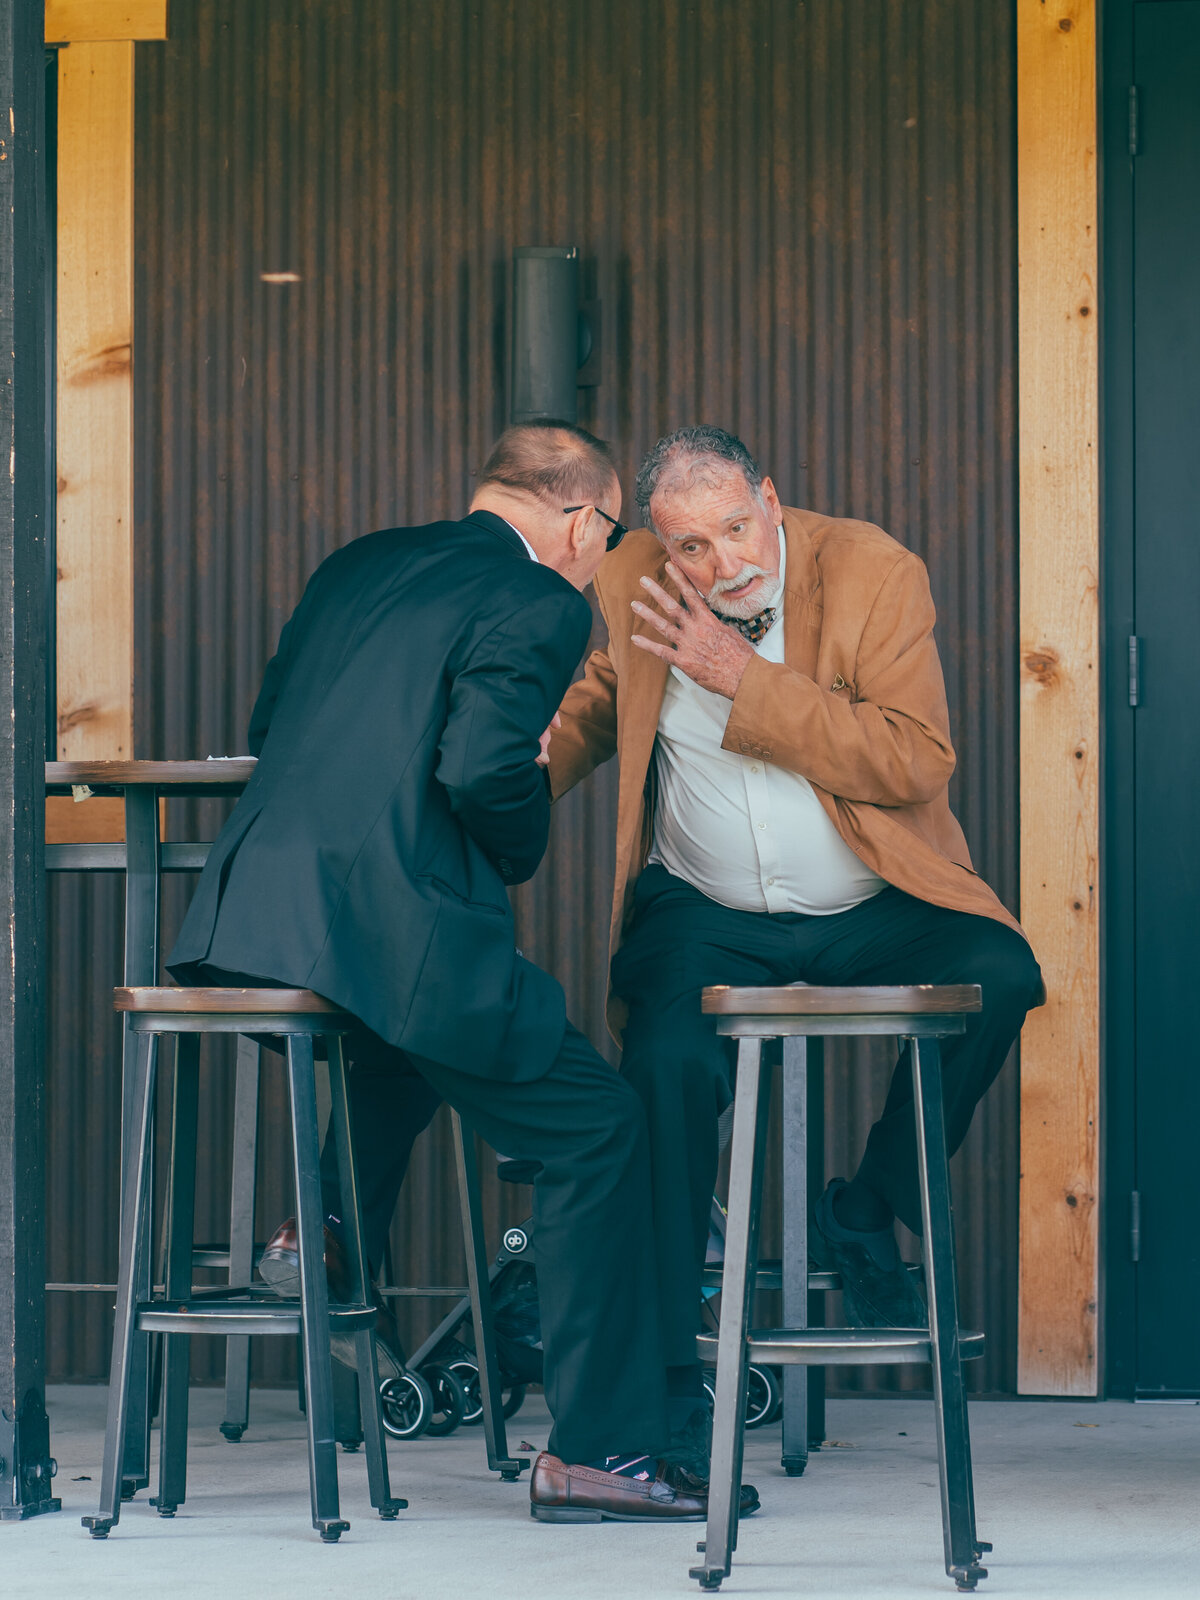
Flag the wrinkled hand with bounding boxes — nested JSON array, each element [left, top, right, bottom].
[[537, 712, 562, 767], [631, 564, 755, 700]]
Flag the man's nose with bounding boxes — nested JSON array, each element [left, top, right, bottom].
[[712, 541, 745, 582]]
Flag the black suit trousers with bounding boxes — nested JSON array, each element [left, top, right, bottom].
[[322, 1022, 670, 1465], [611, 866, 1043, 1369]]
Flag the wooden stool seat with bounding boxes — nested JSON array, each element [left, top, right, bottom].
[[703, 983, 983, 1016], [115, 986, 349, 1015]]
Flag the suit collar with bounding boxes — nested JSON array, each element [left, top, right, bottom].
[[463, 507, 533, 559]]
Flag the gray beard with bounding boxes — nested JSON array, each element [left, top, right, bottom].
[[708, 568, 784, 620]]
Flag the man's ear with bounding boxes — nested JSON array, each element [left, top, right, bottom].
[[567, 505, 596, 557], [759, 475, 783, 522]]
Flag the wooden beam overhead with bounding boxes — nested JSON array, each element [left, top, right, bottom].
[[1016, 0, 1101, 1397], [54, 40, 134, 761], [45, 1, 167, 42]]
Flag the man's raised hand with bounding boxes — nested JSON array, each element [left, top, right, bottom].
[[630, 562, 755, 700], [537, 712, 562, 767]]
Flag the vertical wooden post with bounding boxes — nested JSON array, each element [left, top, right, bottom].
[[1017, 0, 1101, 1396], [54, 37, 133, 760], [45, 1, 167, 841], [0, 0, 59, 1520]]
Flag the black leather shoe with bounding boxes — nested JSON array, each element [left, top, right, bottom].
[[660, 1408, 759, 1515], [660, 1461, 761, 1517], [813, 1179, 927, 1328]]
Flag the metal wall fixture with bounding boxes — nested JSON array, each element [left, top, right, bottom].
[[510, 246, 598, 423]]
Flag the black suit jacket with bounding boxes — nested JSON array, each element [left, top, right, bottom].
[[169, 510, 594, 1082]]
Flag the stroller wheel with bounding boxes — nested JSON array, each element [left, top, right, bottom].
[[448, 1359, 483, 1425], [379, 1370, 434, 1440], [700, 1365, 781, 1429], [744, 1364, 781, 1429], [447, 1359, 527, 1425], [420, 1362, 469, 1437]]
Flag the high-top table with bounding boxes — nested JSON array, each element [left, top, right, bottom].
[[46, 759, 256, 1495]]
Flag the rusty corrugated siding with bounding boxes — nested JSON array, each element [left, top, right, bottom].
[[48, 0, 1019, 1395]]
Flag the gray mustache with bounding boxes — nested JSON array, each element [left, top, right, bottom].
[[708, 565, 770, 599]]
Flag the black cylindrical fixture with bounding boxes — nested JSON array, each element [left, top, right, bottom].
[[511, 246, 578, 423]]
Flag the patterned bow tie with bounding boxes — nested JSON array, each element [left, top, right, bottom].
[[721, 607, 777, 646]]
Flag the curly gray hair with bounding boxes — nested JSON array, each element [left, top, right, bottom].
[[634, 425, 764, 533]]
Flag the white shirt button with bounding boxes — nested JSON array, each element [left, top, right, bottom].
[[757, 821, 766, 830], [767, 877, 776, 886], [750, 765, 759, 773]]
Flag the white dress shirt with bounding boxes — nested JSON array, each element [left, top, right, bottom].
[[501, 516, 539, 563], [648, 530, 886, 915]]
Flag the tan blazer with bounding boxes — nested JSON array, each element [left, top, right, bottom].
[[549, 506, 1027, 1040]]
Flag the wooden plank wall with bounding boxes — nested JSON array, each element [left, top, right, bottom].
[[1016, 0, 1101, 1396]]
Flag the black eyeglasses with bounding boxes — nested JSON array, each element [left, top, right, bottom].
[[563, 504, 628, 552]]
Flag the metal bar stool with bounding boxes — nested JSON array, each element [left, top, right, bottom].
[[215, 1042, 528, 1475], [690, 985, 990, 1594], [82, 988, 406, 1543]]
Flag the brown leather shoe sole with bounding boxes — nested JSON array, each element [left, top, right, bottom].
[[530, 1453, 707, 1523]]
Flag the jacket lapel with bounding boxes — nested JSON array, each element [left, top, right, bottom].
[[616, 540, 670, 808], [781, 507, 823, 678]]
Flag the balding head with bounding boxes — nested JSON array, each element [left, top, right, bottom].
[[470, 420, 622, 592], [477, 419, 618, 512]]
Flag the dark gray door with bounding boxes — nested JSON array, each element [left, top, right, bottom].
[[1131, 0, 1200, 1397]]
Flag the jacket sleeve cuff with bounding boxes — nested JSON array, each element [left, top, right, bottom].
[[721, 653, 808, 763]]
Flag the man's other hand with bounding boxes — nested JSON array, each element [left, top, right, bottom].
[[631, 563, 755, 700], [537, 712, 562, 767]]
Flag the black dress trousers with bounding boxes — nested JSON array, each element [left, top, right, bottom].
[[323, 1020, 672, 1465], [611, 865, 1043, 1370]]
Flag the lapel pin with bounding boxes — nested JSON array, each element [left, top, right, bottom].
[[831, 674, 848, 692]]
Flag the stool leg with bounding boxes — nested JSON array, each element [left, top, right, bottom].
[[117, 785, 161, 1502], [154, 1034, 200, 1517], [780, 1037, 808, 1477], [82, 1031, 159, 1538], [327, 1035, 405, 1519], [286, 1034, 348, 1541], [221, 1036, 260, 1443], [806, 1043, 827, 1451], [451, 1110, 526, 1480], [912, 1036, 988, 1591], [691, 1040, 772, 1591]]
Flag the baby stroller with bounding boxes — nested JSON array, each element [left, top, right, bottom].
[[375, 1157, 542, 1440], [396, 1177, 782, 1437]]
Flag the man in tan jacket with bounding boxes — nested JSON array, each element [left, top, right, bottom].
[[548, 425, 1041, 1424]]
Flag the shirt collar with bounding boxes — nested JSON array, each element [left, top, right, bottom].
[[501, 516, 539, 563]]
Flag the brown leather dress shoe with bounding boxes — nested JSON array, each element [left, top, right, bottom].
[[258, 1216, 353, 1302], [530, 1453, 709, 1523], [258, 1217, 407, 1381]]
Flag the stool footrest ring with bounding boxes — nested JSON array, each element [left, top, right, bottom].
[[696, 1327, 985, 1367], [135, 1298, 377, 1338], [701, 1260, 923, 1293]]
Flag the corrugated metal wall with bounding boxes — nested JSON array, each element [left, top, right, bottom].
[[48, 0, 1020, 1395]]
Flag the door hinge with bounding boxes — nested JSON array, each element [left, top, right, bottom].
[[1129, 85, 1140, 157], [1128, 635, 1141, 706], [1131, 1190, 1141, 1262]]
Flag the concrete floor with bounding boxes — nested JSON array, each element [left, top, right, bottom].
[[3, 1385, 1197, 1599]]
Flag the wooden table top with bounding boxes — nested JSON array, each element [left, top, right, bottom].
[[46, 759, 257, 796]]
